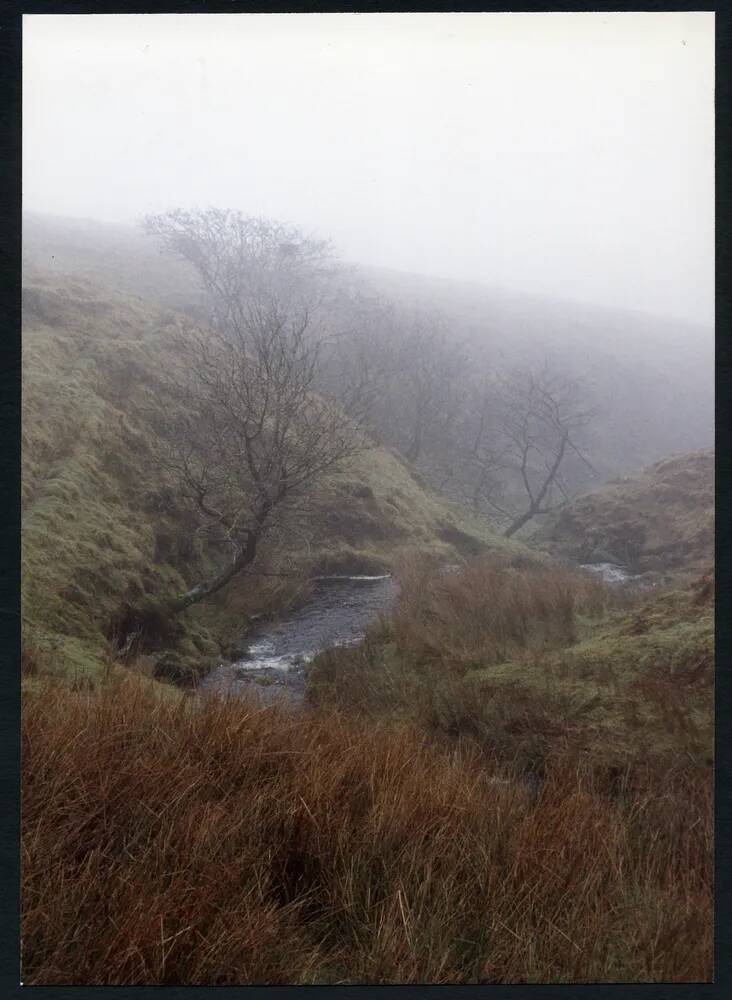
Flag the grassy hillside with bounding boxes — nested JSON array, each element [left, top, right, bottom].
[[23, 212, 714, 484], [528, 450, 714, 576], [20, 224, 713, 985], [23, 212, 207, 314], [22, 268, 520, 682]]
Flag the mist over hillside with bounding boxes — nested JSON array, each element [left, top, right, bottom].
[[23, 210, 714, 492], [20, 13, 715, 986]]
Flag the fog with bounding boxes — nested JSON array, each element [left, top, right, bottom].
[[23, 12, 714, 326]]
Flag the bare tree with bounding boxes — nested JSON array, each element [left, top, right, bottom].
[[493, 364, 598, 537], [316, 288, 403, 434], [456, 366, 513, 515], [144, 209, 361, 612], [397, 310, 467, 465], [317, 296, 468, 468]]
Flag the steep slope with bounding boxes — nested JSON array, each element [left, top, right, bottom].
[[528, 450, 714, 576], [23, 212, 714, 484], [358, 264, 713, 482], [23, 212, 207, 314], [22, 269, 519, 679]]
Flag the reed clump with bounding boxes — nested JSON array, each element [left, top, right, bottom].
[[387, 554, 616, 673], [22, 670, 711, 985]]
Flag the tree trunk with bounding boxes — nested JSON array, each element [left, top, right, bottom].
[[503, 433, 568, 538], [167, 531, 258, 613], [503, 506, 538, 538]]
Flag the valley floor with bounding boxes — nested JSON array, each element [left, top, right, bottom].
[[21, 556, 713, 985]]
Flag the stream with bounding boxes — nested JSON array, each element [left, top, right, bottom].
[[578, 562, 640, 585], [199, 562, 638, 707], [199, 574, 397, 706]]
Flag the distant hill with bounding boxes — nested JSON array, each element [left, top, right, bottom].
[[23, 211, 713, 488], [357, 265, 713, 485], [528, 449, 714, 576]]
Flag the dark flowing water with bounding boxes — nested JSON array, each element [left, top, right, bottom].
[[199, 562, 641, 707], [200, 575, 397, 706]]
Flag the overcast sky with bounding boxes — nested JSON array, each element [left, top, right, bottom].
[[23, 12, 714, 326]]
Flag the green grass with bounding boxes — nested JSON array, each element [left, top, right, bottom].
[[299, 446, 525, 574], [530, 450, 714, 576], [22, 270, 521, 683], [308, 559, 713, 768]]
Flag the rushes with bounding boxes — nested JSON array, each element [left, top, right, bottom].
[[22, 671, 712, 984], [388, 554, 613, 672]]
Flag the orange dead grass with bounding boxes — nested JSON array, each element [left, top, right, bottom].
[[22, 671, 712, 985]]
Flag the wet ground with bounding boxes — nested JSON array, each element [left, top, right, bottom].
[[579, 562, 639, 585], [199, 574, 397, 706], [199, 562, 642, 707]]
